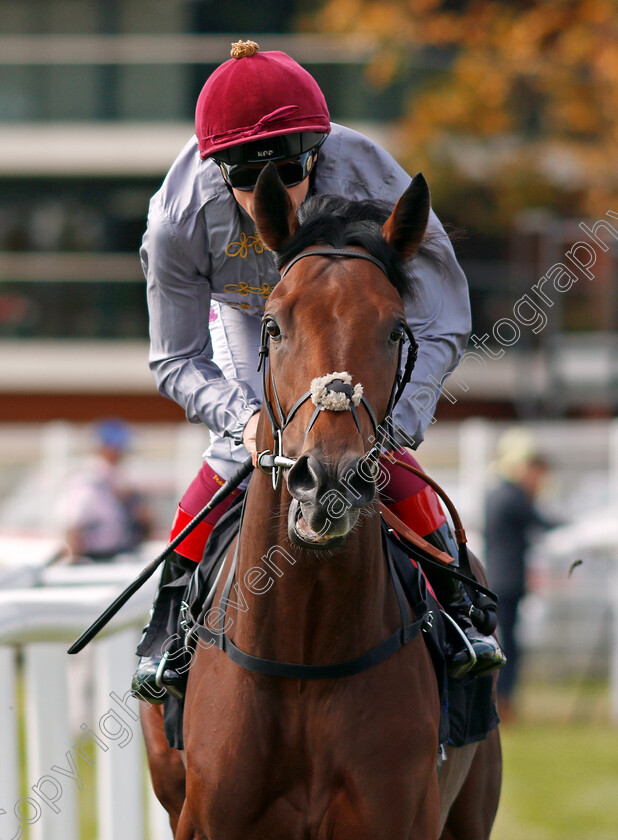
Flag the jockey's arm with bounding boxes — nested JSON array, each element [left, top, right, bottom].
[[314, 127, 471, 447], [393, 209, 471, 447], [142, 196, 261, 442]]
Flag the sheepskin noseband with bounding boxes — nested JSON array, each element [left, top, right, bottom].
[[310, 372, 363, 412]]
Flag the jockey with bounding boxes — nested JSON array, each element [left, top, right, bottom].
[[132, 40, 505, 702]]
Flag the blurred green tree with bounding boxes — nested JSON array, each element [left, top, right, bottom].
[[313, 0, 618, 230]]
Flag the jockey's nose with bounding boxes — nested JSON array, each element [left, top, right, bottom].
[[287, 453, 375, 509]]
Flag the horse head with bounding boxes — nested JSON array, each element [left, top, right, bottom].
[[253, 163, 430, 550]]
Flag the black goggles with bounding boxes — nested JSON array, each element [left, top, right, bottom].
[[215, 147, 318, 192]]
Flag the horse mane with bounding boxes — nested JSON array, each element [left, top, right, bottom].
[[273, 194, 436, 300]]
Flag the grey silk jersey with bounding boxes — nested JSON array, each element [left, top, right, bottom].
[[141, 123, 471, 449]]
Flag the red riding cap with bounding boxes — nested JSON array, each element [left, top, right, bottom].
[[195, 40, 331, 160]]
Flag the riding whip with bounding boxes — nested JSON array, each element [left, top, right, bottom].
[[67, 456, 254, 654]]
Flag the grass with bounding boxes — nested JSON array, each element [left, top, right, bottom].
[[75, 756, 97, 840], [492, 681, 618, 840]]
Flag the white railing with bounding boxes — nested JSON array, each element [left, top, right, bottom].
[[0, 561, 173, 840]]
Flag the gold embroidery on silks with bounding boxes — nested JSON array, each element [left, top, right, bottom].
[[225, 232, 265, 258], [223, 281, 274, 299]]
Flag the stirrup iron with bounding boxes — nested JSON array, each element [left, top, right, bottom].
[[441, 610, 477, 679]]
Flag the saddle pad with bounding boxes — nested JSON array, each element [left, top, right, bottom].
[[386, 533, 499, 747]]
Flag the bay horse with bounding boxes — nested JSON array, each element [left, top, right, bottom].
[[141, 166, 501, 839]]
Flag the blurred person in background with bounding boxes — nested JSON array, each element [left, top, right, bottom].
[[484, 428, 559, 721], [62, 419, 153, 562], [133, 39, 505, 701]]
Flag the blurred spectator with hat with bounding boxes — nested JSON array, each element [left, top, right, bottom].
[[61, 419, 153, 562], [484, 427, 560, 720]]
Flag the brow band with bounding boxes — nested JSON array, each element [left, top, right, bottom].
[[280, 248, 390, 279]]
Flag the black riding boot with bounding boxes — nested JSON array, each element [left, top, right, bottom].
[[424, 523, 506, 679], [131, 552, 194, 704]]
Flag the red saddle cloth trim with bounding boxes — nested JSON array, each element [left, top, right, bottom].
[[385, 484, 447, 537], [169, 505, 216, 564]]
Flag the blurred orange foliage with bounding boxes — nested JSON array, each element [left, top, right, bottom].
[[314, 0, 618, 229]]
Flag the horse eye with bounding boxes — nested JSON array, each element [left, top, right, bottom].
[[389, 327, 404, 344], [266, 320, 282, 340]]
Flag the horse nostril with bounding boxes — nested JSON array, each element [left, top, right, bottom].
[[287, 454, 374, 508], [339, 459, 376, 508], [287, 455, 320, 502]]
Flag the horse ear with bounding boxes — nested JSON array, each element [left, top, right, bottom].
[[382, 173, 430, 261], [253, 162, 299, 252]]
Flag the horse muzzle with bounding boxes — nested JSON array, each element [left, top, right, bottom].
[[286, 453, 376, 549]]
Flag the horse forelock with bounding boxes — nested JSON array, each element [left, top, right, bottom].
[[273, 195, 416, 300]]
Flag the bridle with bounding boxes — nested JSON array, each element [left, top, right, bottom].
[[256, 247, 418, 489]]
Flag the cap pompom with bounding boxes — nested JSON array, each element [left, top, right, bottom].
[[230, 40, 260, 59]]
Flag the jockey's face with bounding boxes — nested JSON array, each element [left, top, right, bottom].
[[232, 177, 310, 223]]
